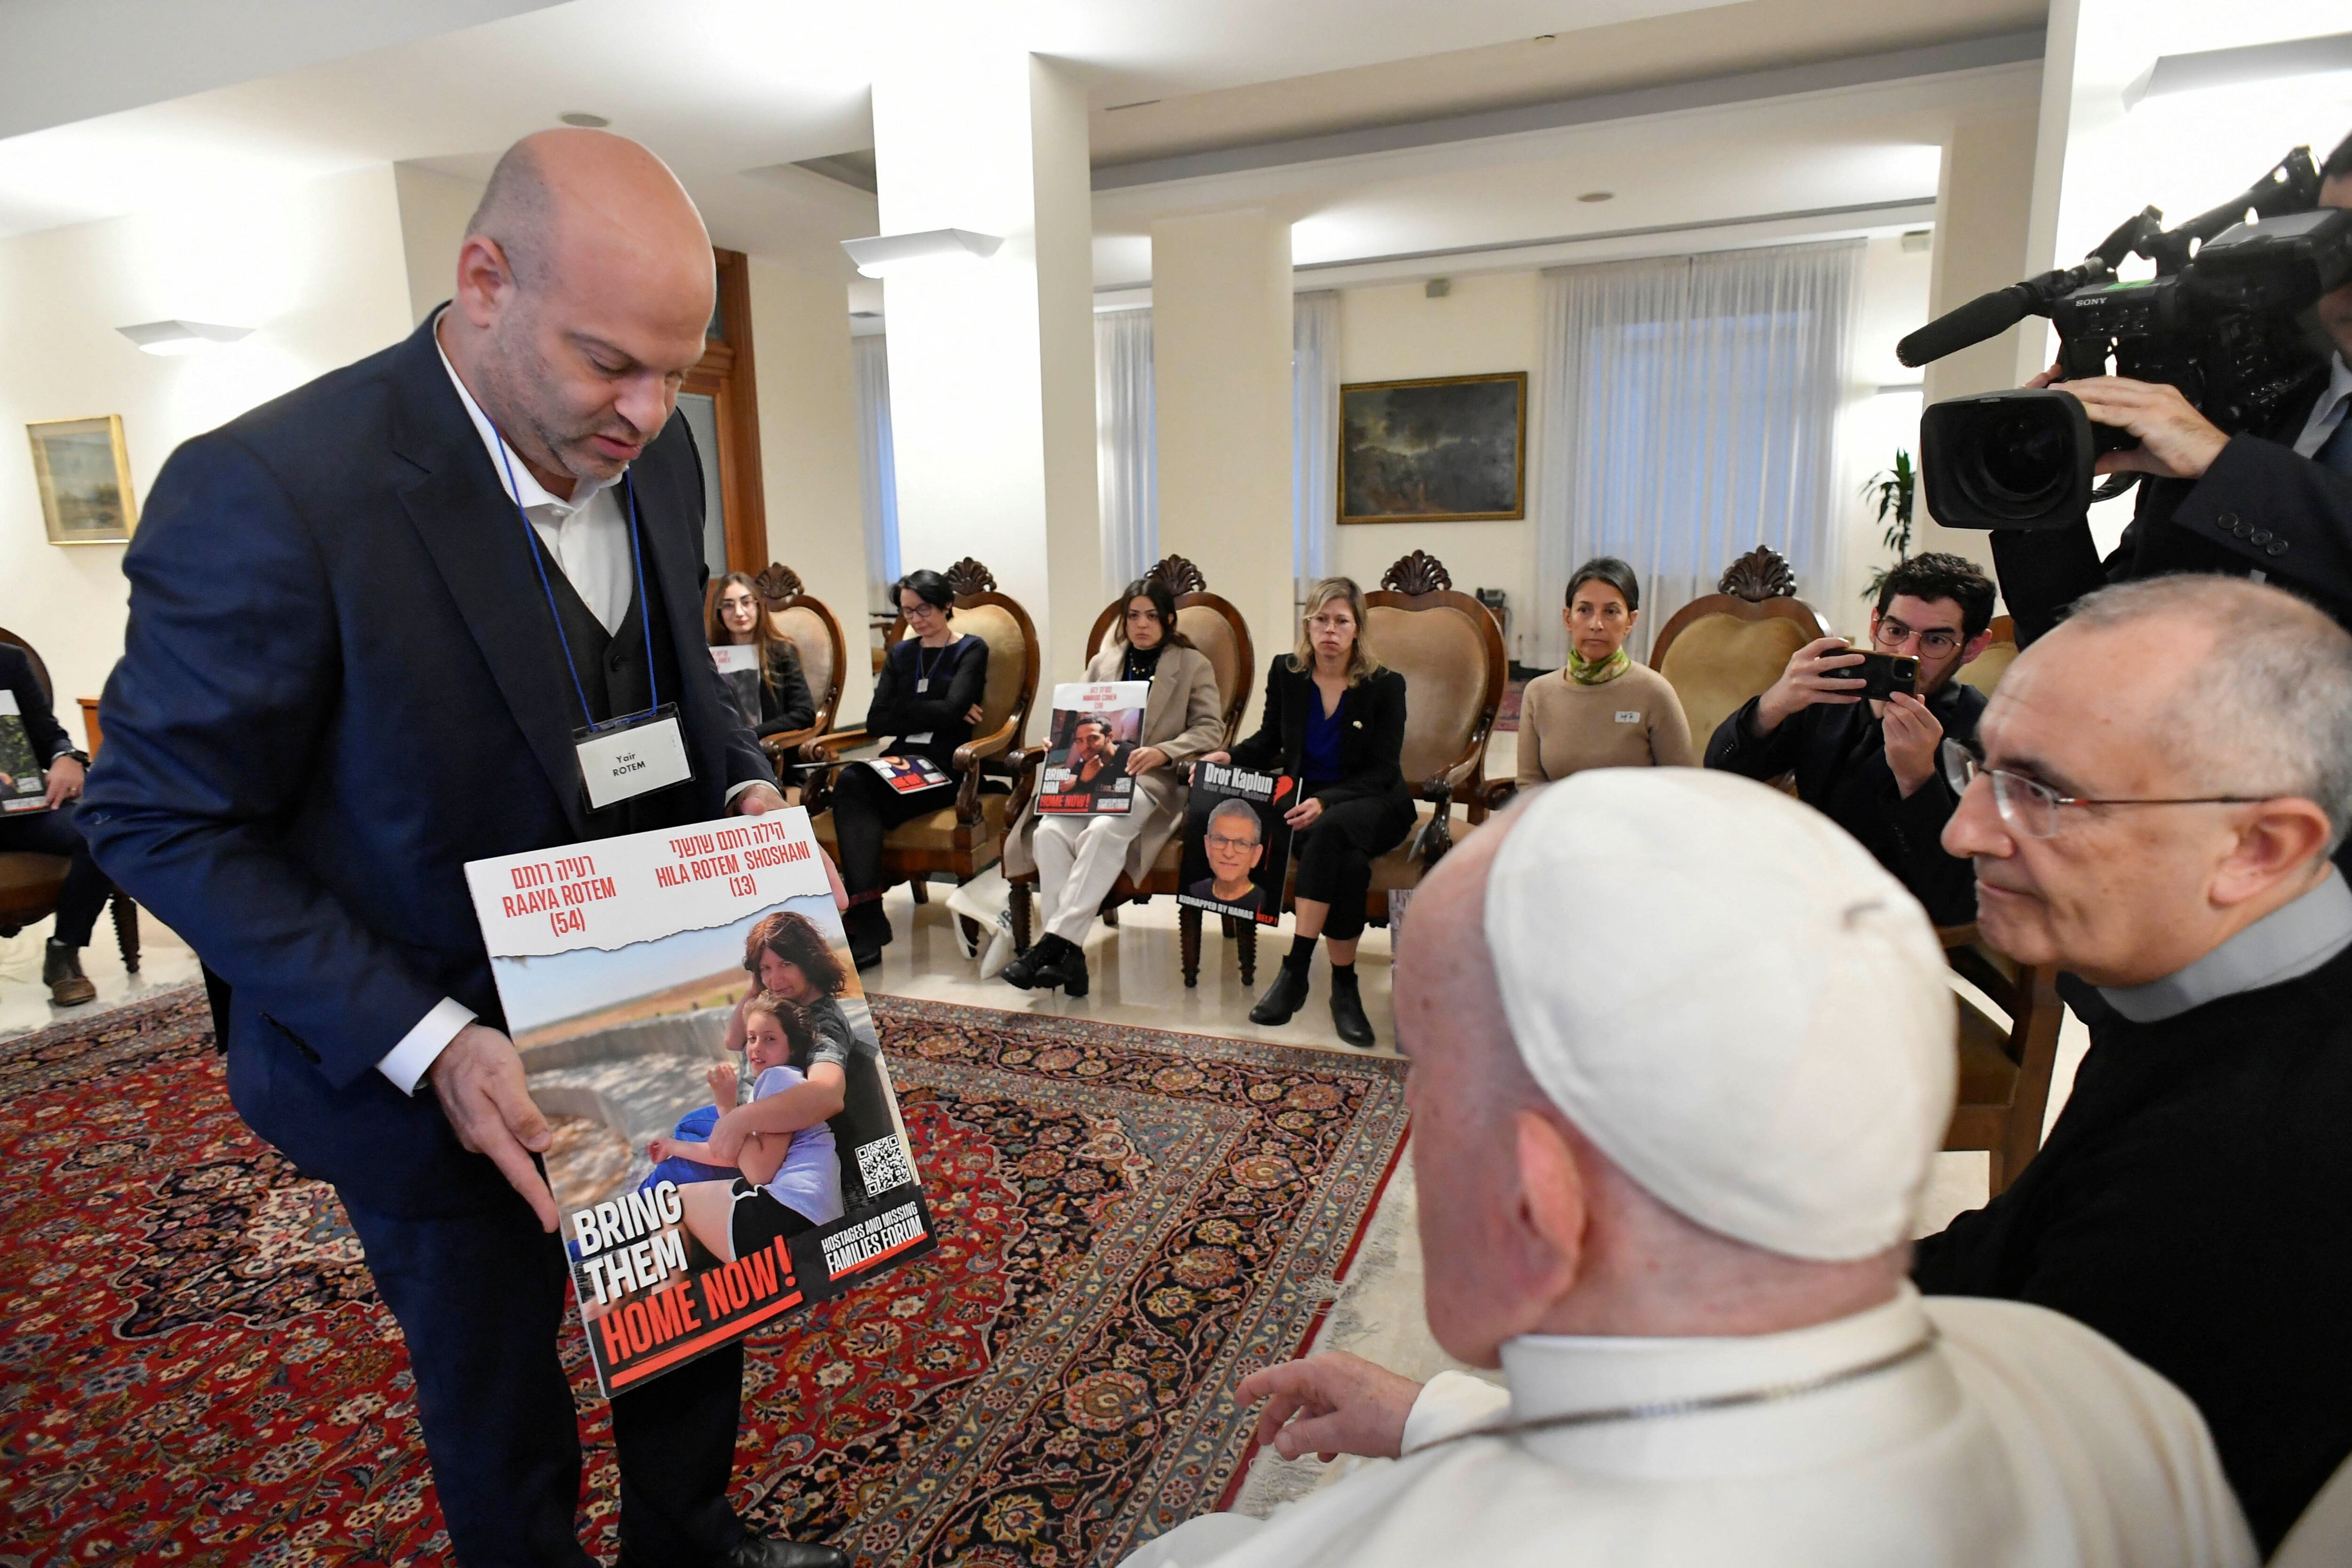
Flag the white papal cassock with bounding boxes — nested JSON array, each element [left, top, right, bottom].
[[1125, 1288, 2253, 1568]]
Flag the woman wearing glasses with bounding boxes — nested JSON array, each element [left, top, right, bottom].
[[818, 568, 989, 969], [706, 571, 817, 741], [1704, 552, 1996, 925], [1200, 577, 1414, 1048]]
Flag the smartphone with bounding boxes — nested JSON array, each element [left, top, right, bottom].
[[1847, 651, 1918, 700]]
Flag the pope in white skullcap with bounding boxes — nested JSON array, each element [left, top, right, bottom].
[[1483, 768, 1956, 1260]]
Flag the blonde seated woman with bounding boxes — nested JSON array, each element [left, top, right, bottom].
[[1516, 557, 1694, 788]]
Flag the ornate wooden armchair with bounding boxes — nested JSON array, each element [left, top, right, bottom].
[[1648, 545, 1832, 752], [1955, 613, 2018, 700], [1938, 921, 2063, 1195], [0, 626, 138, 971], [743, 562, 848, 769], [1001, 555, 1257, 986], [1343, 551, 1507, 929], [803, 560, 1040, 921]]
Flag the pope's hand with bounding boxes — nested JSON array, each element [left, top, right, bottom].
[[428, 1023, 557, 1232], [1238, 1352, 1425, 1462]]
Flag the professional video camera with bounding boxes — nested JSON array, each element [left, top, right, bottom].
[[1901, 146, 2352, 529]]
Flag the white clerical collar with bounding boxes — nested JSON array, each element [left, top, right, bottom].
[[2099, 868, 2352, 1024], [431, 311, 622, 517], [1493, 1285, 1955, 1476]]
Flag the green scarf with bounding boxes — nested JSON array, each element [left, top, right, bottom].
[[1566, 647, 1631, 686]]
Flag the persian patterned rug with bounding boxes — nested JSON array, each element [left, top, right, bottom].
[[0, 987, 1409, 1566]]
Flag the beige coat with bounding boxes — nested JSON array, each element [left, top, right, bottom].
[[1002, 641, 1225, 882]]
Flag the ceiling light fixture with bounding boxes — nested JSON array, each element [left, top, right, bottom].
[[116, 320, 253, 356], [840, 228, 1004, 279], [1577, 190, 1614, 203], [560, 111, 611, 128], [2126, 31, 2352, 109]]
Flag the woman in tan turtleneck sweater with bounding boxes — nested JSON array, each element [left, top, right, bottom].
[[1516, 557, 1695, 787]]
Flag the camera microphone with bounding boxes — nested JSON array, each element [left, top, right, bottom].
[[1896, 284, 2040, 369]]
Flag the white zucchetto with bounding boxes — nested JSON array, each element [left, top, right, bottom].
[[1482, 769, 1956, 1261]]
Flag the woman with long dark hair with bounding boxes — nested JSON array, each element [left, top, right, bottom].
[[999, 576, 1224, 998], [705, 571, 816, 739], [1203, 577, 1412, 1048], [817, 569, 990, 968]]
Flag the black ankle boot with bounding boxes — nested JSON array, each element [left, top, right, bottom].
[[1001, 935, 1058, 990], [1250, 958, 1312, 1026], [44, 940, 95, 1007], [1328, 965, 1375, 1049], [1041, 939, 1089, 999]]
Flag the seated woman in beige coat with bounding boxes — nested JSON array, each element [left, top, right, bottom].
[[1517, 556, 1694, 788], [1000, 576, 1224, 998]]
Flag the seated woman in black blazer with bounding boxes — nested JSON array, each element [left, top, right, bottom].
[[1204, 577, 1412, 1047], [707, 570, 817, 739], [820, 568, 988, 969]]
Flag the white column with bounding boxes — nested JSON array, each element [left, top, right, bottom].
[[870, 45, 1100, 714], [746, 258, 876, 722], [1917, 105, 2042, 563], [1150, 209, 1295, 729]]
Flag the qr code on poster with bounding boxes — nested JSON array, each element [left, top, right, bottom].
[[856, 1136, 914, 1195]]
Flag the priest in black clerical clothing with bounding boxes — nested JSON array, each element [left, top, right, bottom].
[[1914, 573, 2352, 1554]]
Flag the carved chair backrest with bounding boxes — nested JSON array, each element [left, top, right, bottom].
[[1649, 546, 1829, 749], [1955, 614, 2019, 700], [748, 564, 847, 732], [1361, 552, 1505, 796]]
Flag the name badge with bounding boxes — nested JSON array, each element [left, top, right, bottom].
[[916, 677, 930, 693], [1614, 710, 1642, 725], [575, 705, 694, 811]]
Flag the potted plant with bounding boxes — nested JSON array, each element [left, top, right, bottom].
[[1860, 450, 1914, 602]]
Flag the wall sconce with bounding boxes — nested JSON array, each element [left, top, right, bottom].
[[117, 320, 254, 356], [840, 228, 1003, 279]]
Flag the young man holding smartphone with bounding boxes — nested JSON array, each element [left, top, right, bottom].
[[1705, 552, 1997, 924]]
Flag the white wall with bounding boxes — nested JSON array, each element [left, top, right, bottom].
[[745, 256, 875, 724], [1331, 271, 1544, 662], [393, 163, 484, 326], [0, 164, 416, 711], [1327, 249, 1933, 661]]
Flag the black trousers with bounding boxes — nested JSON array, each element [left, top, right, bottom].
[[831, 765, 954, 949], [342, 1182, 747, 1567], [0, 803, 111, 947], [1291, 787, 1413, 942]]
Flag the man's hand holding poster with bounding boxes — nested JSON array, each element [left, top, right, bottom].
[[1036, 681, 1148, 815], [1176, 761, 1294, 925], [464, 807, 934, 1400]]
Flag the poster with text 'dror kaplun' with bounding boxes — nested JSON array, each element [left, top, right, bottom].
[[464, 806, 935, 1400]]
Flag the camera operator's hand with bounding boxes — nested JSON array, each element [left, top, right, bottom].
[[1880, 691, 1944, 799], [2033, 374, 2228, 481], [1753, 637, 1865, 736]]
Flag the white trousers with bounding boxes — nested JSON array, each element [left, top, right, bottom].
[[1031, 808, 1152, 946]]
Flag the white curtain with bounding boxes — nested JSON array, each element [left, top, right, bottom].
[[1291, 290, 1342, 593], [1532, 239, 1864, 665], [1095, 308, 1158, 593], [852, 335, 901, 609]]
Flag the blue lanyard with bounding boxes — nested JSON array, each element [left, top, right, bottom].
[[495, 435, 659, 730]]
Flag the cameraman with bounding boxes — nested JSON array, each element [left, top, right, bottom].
[[1994, 129, 2352, 643], [1706, 552, 1995, 924]]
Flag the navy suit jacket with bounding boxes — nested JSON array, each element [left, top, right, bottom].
[[82, 314, 771, 1218]]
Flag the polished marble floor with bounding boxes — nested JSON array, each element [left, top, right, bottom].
[[0, 908, 205, 1041]]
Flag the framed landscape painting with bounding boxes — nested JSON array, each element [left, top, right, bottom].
[[28, 415, 137, 545], [1339, 372, 1526, 523]]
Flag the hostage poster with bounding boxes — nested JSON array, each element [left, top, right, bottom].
[[465, 807, 935, 1400], [1035, 681, 1148, 815], [1175, 760, 1295, 926]]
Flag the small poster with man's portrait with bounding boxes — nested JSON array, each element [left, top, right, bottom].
[[1176, 760, 1295, 926], [1036, 681, 1148, 816], [708, 643, 762, 730]]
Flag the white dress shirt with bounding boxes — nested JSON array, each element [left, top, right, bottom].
[[1127, 1289, 2253, 1568], [2291, 352, 2352, 460], [376, 323, 754, 1094]]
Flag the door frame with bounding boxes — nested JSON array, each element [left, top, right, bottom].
[[684, 248, 768, 575]]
